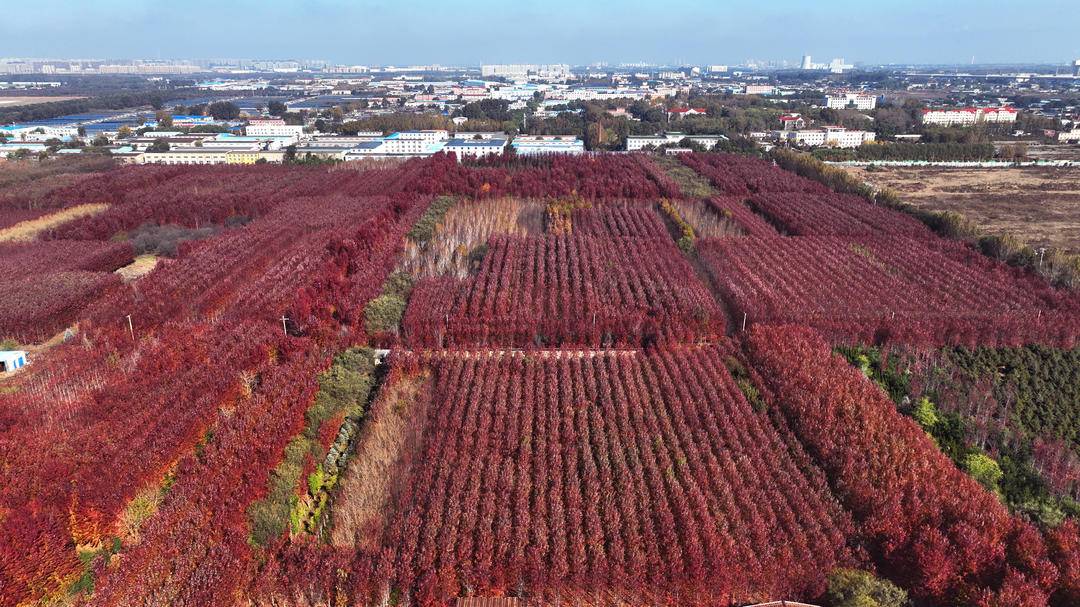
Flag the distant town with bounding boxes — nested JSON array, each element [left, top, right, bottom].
[[1, 56, 1080, 165]]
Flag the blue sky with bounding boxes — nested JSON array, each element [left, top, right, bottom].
[[2, 0, 1076, 66]]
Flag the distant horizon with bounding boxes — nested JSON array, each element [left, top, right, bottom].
[[2, 0, 1077, 67], [1, 57, 1077, 71]]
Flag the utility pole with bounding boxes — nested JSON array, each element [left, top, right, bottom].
[[280, 315, 290, 336], [126, 315, 134, 341]]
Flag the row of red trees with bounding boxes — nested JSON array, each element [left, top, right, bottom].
[[0, 241, 133, 282], [747, 191, 931, 237], [0, 163, 437, 606], [405, 153, 683, 200], [698, 234, 1080, 347], [570, 203, 670, 238], [404, 234, 725, 348], [744, 324, 1079, 606], [332, 347, 856, 605], [679, 152, 829, 196]]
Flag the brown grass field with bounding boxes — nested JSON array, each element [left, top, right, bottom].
[[0, 203, 109, 242], [847, 165, 1080, 254], [0, 95, 86, 106]]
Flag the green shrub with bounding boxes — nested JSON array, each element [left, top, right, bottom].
[[407, 195, 456, 245], [382, 270, 415, 300], [659, 199, 695, 253], [248, 348, 378, 545], [364, 294, 407, 335], [911, 397, 940, 431], [826, 568, 909, 607], [963, 452, 1004, 494]]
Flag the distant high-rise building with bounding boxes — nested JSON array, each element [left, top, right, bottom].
[[480, 64, 570, 80], [801, 55, 812, 70], [1074, 59, 1080, 77]]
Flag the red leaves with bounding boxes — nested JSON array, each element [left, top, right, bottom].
[[701, 235, 1080, 348], [0, 165, 434, 606], [407, 152, 682, 200], [348, 347, 854, 603], [744, 324, 1063, 604], [679, 152, 830, 196], [405, 235, 725, 348]]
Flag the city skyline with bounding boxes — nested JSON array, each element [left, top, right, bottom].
[[2, 0, 1077, 66]]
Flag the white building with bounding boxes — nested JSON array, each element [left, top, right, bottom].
[[744, 85, 775, 95], [0, 350, 28, 373], [668, 107, 707, 119], [138, 148, 285, 165], [245, 123, 305, 138], [1058, 129, 1080, 143], [921, 107, 1018, 127], [443, 138, 507, 158], [377, 130, 449, 155], [511, 135, 585, 155], [0, 124, 79, 141], [480, 64, 570, 80], [626, 132, 728, 151], [824, 92, 877, 110], [786, 126, 875, 148]]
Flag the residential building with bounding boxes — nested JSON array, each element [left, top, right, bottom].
[[511, 135, 585, 155], [744, 84, 775, 95], [786, 126, 875, 148], [668, 107, 707, 119], [920, 106, 1018, 126], [1059, 129, 1080, 143], [824, 92, 877, 110], [626, 132, 727, 151], [779, 113, 805, 130]]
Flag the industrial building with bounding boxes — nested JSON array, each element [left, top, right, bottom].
[[442, 138, 507, 158]]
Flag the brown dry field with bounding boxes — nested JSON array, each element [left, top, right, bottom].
[[0, 95, 85, 106], [847, 165, 1080, 254], [0, 203, 109, 242]]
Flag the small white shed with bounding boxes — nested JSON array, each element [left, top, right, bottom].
[[0, 350, 28, 373]]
